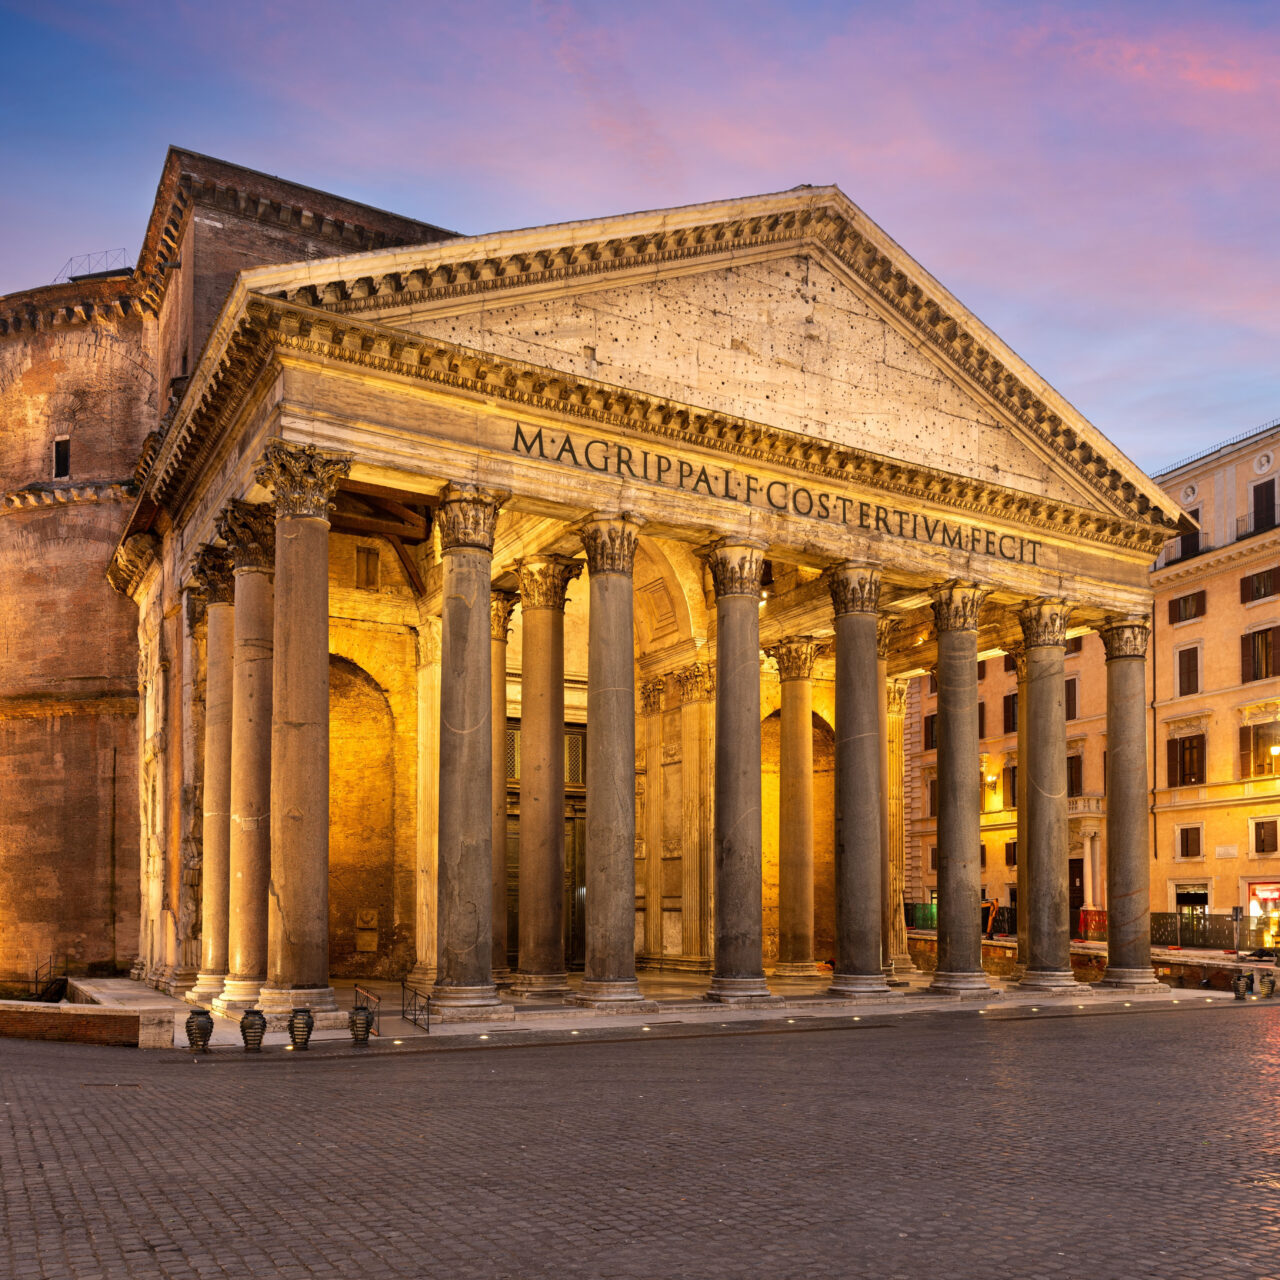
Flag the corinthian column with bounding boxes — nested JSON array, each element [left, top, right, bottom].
[[432, 486, 506, 1010], [828, 564, 891, 996], [928, 581, 994, 996], [570, 514, 652, 1006], [767, 636, 826, 977], [187, 546, 235, 1006], [490, 591, 517, 984], [883, 670, 915, 978], [512, 554, 582, 998], [254, 440, 351, 1016], [1098, 615, 1163, 990], [212, 501, 275, 1018], [707, 540, 773, 1003], [1017, 599, 1079, 992]]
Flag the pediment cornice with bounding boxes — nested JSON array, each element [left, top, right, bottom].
[[136, 293, 1168, 560]]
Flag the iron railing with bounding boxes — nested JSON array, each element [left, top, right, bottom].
[[28, 955, 68, 1002], [353, 984, 381, 1037], [401, 981, 431, 1033]]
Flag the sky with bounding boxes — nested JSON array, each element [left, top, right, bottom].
[[0, 0, 1276, 472]]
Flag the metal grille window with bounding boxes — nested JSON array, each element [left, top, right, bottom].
[[505, 727, 520, 781], [565, 732, 584, 785]]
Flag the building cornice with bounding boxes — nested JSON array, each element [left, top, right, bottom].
[[1153, 530, 1280, 586], [3, 480, 135, 512]]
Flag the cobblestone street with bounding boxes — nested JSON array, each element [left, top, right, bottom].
[[3, 1001, 1277, 1279]]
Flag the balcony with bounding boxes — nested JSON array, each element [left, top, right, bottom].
[[1237, 510, 1278, 542], [1067, 793, 1104, 816], [1156, 534, 1214, 569]]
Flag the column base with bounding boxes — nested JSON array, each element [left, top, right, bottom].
[[928, 970, 996, 998], [509, 973, 573, 999], [211, 977, 264, 1017], [430, 982, 503, 1008], [1099, 967, 1169, 992], [1017, 969, 1084, 993], [705, 976, 781, 1005], [773, 961, 826, 978], [829, 973, 894, 998], [185, 971, 226, 1006], [157, 966, 198, 997], [565, 981, 659, 1012], [404, 963, 437, 992], [493, 965, 515, 988], [257, 985, 338, 1016]]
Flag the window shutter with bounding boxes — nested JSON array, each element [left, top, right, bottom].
[[1241, 725, 1255, 779], [1194, 590, 1206, 617], [1167, 598, 1179, 626], [977, 701, 986, 739], [1242, 575, 1252, 604], [1271, 626, 1280, 671], [1243, 633, 1255, 683], [1167, 738, 1180, 787]]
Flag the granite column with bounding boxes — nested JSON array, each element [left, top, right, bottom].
[[490, 591, 517, 984]]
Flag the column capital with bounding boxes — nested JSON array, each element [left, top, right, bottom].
[[254, 439, 352, 520], [414, 616, 442, 668], [580, 513, 643, 575], [768, 636, 827, 682], [829, 561, 881, 615], [876, 616, 900, 659], [436, 484, 505, 552], [190, 544, 235, 606], [674, 661, 715, 704], [887, 678, 909, 716], [517, 555, 582, 612], [1018, 598, 1072, 648], [706, 539, 766, 599], [1098, 614, 1150, 660], [490, 590, 518, 641], [930, 580, 987, 633], [640, 677, 666, 716], [1005, 644, 1028, 681], [216, 500, 275, 572]]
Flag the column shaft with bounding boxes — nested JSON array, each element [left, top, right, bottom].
[[884, 677, 915, 976], [1015, 652, 1029, 963], [490, 593, 516, 982], [407, 619, 440, 989]]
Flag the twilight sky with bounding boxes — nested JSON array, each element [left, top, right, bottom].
[[1, 0, 1276, 471]]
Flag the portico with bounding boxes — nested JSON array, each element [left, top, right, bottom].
[[113, 186, 1184, 1018]]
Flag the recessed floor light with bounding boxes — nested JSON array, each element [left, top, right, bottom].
[[479, 1034, 489, 1040]]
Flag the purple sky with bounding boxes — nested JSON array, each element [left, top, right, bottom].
[[1, 0, 1276, 471]]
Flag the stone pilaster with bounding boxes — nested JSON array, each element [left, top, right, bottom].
[[211, 502, 275, 1017], [407, 616, 441, 991], [767, 636, 827, 978], [928, 581, 994, 996], [828, 564, 891, 996], [512, 553, 583, 998], [638, 676, 666, 965], [706, 540, 775, 1003], [569, 515, 653, 1006], [1008, 644, 1030, 965], [489, 591, 517, 985], [187, 545, 235, 1006], [254, 440, 351, 1017], [1097, 615, 1163, 990], [884, 677, 914, 976]]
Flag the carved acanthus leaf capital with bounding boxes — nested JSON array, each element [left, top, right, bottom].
[[876, 615, 900, 659], [1018, 598, 1073, 649], [254, 439, 353, 520], [190, 544, 235, 607], [517, 555, 583, 612], [829, 561, 881, 616], [580, 514, 643, 575], [706, 540, 766, 599], [217, 500, 276, 572], [640, 677, 667, 716], [490, 590, 518, 641], [436, 485, 505, 553], [674, 661, 715, 703], [930, 580, 988, 633], [768, 636, 827, 682], [414, 616, 442, 668], [1099, 614, 1150, 661], [887, 678, 910, 716], [1005, 644, 1027, 681]]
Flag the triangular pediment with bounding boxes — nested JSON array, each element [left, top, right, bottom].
[[227, 187, 1182, 533]]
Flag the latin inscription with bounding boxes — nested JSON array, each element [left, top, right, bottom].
[[512, 424, 1044, 565]]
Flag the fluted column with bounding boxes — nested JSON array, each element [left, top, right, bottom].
[[255, 440, 351, 1016], [768, 636, 825, 977], [1010, 646, 1029, 964], [884, 675, 915, 977], [432, 486, 506, 1009], [407, 617, 441, 990], [211, 502, 275, 1017], [707, 540, 773, 1002], [570, 515, 651, 1006], [1098, 615, 1162, 990], [187, 546, 235, 1005], [829, 564, 891, 997], [490, 591, 517, 984], [1018, 599, 1079, 992], [512, 554, 582, 998], [929, 581, 994, 996]]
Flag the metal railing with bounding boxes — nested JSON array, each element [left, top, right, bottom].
[[353, 984, 381, 1037], [1238, 511, 1278, 541], [28, 954, 68, 1002], [401, 981, 431, 1033]]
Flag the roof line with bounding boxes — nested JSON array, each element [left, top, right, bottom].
[[1154, 414, 1280, 476]]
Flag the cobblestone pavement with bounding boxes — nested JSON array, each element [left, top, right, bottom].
[[3, 1002, 1278, 1280]]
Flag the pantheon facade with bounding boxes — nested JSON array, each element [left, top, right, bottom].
[[106, 180, 1185, 1016]]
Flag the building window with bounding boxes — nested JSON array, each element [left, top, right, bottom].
[[355, 546, 380, 590], [1253, 479, 1276, 535], [1004, 653, 1017, 673], [1241, 568, 1277, 603], [927, 777, 938, 817], [1242, 627, 1280, 682], [53, 437, 70, 479], [1178, 508, 1201, 560], [1066, 755, 1084, 797], [1064, 678, 1078, 721], [1005, 840, 1017, 866], [1177, 647, 1199, 697], [1065, 635, 1083, 655], [1169, 591, 1206, 624], [1254, 819, 1280, 856], [1002, 764, 1017, 810], [980, 845, 987, 869], [1003, 692, 1018, 734], [1176, 826, 1203, 860], [923, 713, 937, 750], [928, 672, 938, 695], [929, 846, 938, 872], [977, 701, 986, 739], [1167, 733, 1206, 787], [1240, 723, 1280, 778], [977, 659, 986, 681]]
